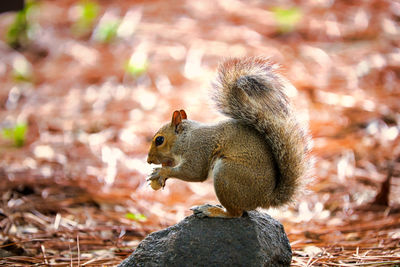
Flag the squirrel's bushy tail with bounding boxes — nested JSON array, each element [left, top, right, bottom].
[[212, 57, 310, 207]]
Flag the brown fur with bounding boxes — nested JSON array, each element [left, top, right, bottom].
[[147, 57, 311, 218]]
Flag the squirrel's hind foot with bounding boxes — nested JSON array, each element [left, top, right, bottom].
[[191, 204, 243, 218]]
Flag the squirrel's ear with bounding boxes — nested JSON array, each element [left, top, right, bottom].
[[171, 110, 185, 133], [179, 110, 187, 120], [171, 110, 182, 125]]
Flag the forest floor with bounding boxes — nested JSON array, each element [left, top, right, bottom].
[[0, 0, 399, 266]]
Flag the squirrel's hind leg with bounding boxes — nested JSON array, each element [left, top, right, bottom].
[[212, 157, 268, 216], [191, 157, 257, 219]]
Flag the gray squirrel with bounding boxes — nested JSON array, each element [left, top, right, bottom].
[[147, 57, 311, 218]]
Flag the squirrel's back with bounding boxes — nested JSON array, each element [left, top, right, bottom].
[[212, 57, 311, 207]]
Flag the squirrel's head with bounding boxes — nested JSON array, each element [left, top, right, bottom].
[[147, 109, 187, 167]]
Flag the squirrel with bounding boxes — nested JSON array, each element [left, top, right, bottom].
[[146, 57, 311, 218]]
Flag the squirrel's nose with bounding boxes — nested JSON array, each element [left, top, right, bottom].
[[147, 155, 155, 164]]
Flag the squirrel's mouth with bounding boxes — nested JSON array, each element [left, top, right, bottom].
[[147, 155, 174, 167], [161, 158, 174, 167]]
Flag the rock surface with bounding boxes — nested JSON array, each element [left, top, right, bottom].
[[119, 210, 292, 267]]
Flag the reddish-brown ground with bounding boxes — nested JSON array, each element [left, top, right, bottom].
[[0, 0, 399, 266]]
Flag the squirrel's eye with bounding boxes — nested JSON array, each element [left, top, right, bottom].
[[155, 136, 164, 146]]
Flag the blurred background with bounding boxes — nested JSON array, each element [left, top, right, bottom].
[[0, 0, 399, 265]]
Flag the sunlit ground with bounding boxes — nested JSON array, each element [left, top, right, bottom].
[[0, 0, 399, 266]]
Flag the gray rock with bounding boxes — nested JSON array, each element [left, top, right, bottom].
[[119, 211, 292, 267]]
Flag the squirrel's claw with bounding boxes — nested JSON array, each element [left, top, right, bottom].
[[147, 167, 167, 190], [147, 167, 161, 181], [191, 204, 237, 218], [191, 204, 214, 218]]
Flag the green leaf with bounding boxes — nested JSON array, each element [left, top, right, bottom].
[[92, 17, 120, 43], [125, 53, 148, 77], [2, 128, 13, 139], [125, 61, 148, 77], [125, 213, 147, 222], [13, 123, 27, 147], [72, 0, 99, 36], [271, 7, 302, 33], [99, 22, 118, 42], [81, 1, 99, 24], [12, 56, 33, 82], [1, 123, 27, 147], [5, 0, 38, 48]]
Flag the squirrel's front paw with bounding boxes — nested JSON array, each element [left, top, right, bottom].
[[147, 168, 166, 190]]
